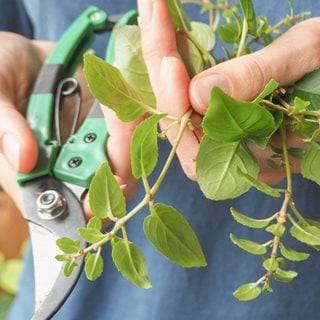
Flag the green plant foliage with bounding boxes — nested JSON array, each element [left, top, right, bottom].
[[131, 114, 165, 179], [203, 87, 276, 148], [57, 0, 319, 302], [113, 25, 156, 107], [111, 237, 152, 288], [239, 0, 256, 35], [143, 203, 207, 267], [293, 69, 320, 109], [56, 238, 80, 254], [233, 282, 262, 301], [197, 137, 259, 200], [230, 234, 267, 255], [301, 143, 320, 185], [83, 54, 149, 122], [237, 168, 281, 198], [166, 0, 191, 32], [89, 161, 126, 220], [230, 207, 275, 229], [280, 245, 310, 262], [85, 252, 104, 281]]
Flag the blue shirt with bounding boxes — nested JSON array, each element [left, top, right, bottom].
[[1, 1, 320, 319]]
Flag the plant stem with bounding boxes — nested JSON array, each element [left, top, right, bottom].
[[76, 109, 193, 257], [236, 18, 248, 57], [267, 124, 292, 276], [151, 109, 193, 195]]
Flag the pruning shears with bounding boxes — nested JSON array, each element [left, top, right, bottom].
[[16, 6, 137, 320]]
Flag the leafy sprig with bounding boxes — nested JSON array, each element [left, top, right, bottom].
[[55, 0, 320, 301]]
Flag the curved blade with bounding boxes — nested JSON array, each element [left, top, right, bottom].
[[22, 176, 86, 320]]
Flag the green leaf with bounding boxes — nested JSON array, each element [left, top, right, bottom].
[[111, 237, 152, 289], [203, 87, 275, 148], [303, 129, 320, 143], [179, 36, 204, 77], [290, 220, 320, 246], [287, 147, 305, 159], [289, 96, 310, 115], [85, 252, 104, 281], [293, 69, 320, 110], [131, 114, 165, 179], [166, 0, 191, 32], [196, 137, 259, 200], [89, 161, 126, 220], [87, 216, 102, 231], [233, 282, 262, 301], [78, 228, 105, 243], [190, 21, 215, 52], [83, 53, 147, 122], [262, 280, 273, 293], [55, 255, 70, 262], [280, 244, 310, 261], [56, 237, 80, 254], [301, 143, 320, 185], [230, 233, 267, 255], [274, 268, 298, 283], [230, 207, 275, 229], [253, 79, 279, 103], [263, 258, 278, 272], [0, 259, 23, 295], [114, 25, 156, 107], [237, 167, 281, 198], [266, 223, 285, 238], [64, 260, 78, 277], [239, 0, 256, 35], [143, 203, 207, 267], [256, 16, 269, 37], [0, 294, 14, 319], [218, 22, 240, 43]]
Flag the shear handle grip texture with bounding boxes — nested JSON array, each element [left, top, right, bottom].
[[16, 7, 108, 185]]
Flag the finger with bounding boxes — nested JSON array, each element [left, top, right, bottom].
[[190, 17, 320, 114], [101, 106, 138, 200], [0, 102, 38, 173], [138, 0, 200, 180]]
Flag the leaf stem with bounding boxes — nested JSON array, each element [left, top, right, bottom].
[[151, 109, 193, 195], [236, 18, 248, 57], [75, 109, 193, 258]]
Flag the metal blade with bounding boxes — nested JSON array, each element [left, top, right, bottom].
[[22, 176, 86, 320], [29, 223, 62, 311]]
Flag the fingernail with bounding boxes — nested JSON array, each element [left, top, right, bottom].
[[192, 74, 232, 113], [138, 0, 154, 25], [2, 133, 20, 170]]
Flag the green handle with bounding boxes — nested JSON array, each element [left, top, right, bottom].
[[17, 7, 108, 185], [53, 102, 108, 188]]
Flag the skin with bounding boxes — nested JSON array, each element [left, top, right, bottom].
[[137, 0, 320, 184], [1, 1, 320, 214]]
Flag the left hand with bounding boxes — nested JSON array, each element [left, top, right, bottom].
[[137, 0, 320, 185]]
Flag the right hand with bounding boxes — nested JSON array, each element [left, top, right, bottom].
[[0, 32, 52, 211]]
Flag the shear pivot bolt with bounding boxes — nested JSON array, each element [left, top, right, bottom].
[[84, 133, 97, 143], [37, 190, 66, 220], [68, 157, 82, 168]]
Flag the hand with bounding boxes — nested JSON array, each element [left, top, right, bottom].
[[0, 32, 135, 218], [137, 0, 320, 185], [0, 32, 51, 211]]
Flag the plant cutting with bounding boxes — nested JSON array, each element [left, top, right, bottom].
[[55, 0, 320, 301]]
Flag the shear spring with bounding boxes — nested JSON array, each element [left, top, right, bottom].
[[54, 77, 81, 145]]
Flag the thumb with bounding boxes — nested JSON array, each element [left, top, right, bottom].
[[190, 18, 320, 114], [0, 103, 38, 173]]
